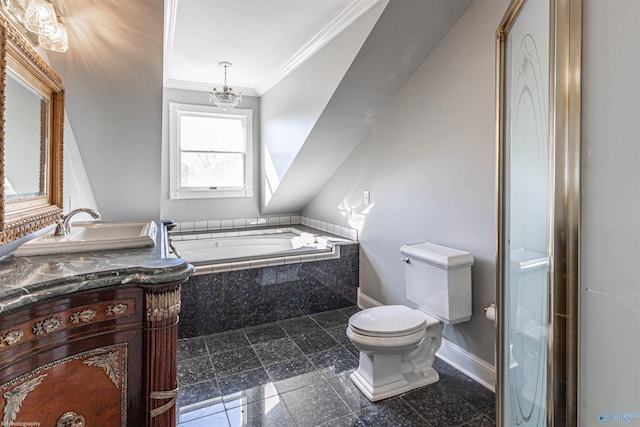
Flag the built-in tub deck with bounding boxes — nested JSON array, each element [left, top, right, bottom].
[[169, 225, 356, 275], [172, 224, 360, 338]]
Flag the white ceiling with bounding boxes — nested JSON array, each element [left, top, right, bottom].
[[163, 0, 383, 96]]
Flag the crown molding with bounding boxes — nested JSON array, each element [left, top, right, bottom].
[[255, 0, 384, 96], [164, 0, 383, 98], [163, 0, 179, 82], [163, 79, 259, 97]]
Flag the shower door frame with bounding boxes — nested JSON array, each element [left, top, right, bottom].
[[495, 0, 582, 426]]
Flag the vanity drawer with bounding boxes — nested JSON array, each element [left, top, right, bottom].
[[0, 287, 143, 359], [0, 286, 145, 426]]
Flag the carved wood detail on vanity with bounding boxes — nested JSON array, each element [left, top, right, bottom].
[[69, 309, 98, 324], [0, 329, 23, 348], [0, 343, 128, 426], [142, 285, 181, 427], [106, 303, 129, 316], [32, 316, 62, 335], [0, 297, 136, 354], [145, 288, 181, 322]]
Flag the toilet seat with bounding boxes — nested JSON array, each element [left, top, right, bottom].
[[348, 305, 432, 338]]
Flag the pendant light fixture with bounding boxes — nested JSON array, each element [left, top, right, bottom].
[[210, 61, 242, 110]]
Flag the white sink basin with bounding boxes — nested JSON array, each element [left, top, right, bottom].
[[14, 221, 157, 256]]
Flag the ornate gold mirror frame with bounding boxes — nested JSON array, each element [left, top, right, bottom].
[[0, 13, 64, 245]]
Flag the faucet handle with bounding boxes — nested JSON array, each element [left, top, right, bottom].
[[54, 215, 67, 236]]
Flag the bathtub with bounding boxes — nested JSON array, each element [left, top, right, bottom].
[[171, 232, 331, 265], [175, 229, 360, 337]]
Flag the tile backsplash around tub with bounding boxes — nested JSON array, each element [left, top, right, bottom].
[[175, 215, 300, 233], [174, 215, 358, 241], [300, 217, 358, 241]]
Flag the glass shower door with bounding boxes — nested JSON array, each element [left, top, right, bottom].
[[498, 0, 550, 425]]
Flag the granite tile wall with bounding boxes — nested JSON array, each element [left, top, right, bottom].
[[179, 244, 359, 338]]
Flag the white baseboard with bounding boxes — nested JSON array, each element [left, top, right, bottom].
[[356, 288, 382, 309], [437, 338, 495, 392], [355, 288, 496, 392]]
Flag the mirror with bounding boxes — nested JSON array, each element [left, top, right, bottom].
[[1, 12, 64, 245], [5, 68, 48, 200]]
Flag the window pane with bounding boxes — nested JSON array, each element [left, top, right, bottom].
[[180, 115, 244, 152], [180, 152, 244, 188]]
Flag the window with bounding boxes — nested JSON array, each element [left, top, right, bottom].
[[169, 103, 253, 199]]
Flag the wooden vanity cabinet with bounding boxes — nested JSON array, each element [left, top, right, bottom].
[[0, 281, 182, 427]]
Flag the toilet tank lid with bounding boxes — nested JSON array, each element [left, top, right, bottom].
[[400, 242, 474, 268]]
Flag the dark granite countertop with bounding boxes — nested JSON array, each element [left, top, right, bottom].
[[0, 222, 194, 314]]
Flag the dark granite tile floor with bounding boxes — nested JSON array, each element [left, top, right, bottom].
[[177, 307, 496, 426]]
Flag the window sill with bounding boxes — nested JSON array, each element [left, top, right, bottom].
[[170, 189, 254, 200]]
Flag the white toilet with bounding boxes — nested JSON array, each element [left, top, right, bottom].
[[346, 242, 474, 401]]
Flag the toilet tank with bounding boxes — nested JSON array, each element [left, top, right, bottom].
[[400, 242, 474, 325]]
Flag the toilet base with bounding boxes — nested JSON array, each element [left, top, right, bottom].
[[350, 367, 440, 401], [347, 319, 444, 402]]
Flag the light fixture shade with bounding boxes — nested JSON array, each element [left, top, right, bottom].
[[210, 62, 242, 110], [23, 0, 57, 35], [2, 0, 28, 22], [38, 21, 67, 52], [210, 89, 242, 109]]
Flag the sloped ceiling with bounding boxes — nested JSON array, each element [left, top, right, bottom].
[[262, 0, 473, 214], [259, 2, 389, 208]]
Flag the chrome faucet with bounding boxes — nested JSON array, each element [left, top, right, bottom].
[[55, 208, 102, 235]]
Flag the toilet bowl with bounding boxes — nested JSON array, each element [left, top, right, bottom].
[[346, 242, 474, 401], [347, 305, 443, 401]]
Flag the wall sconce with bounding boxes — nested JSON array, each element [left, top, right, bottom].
[[1, 0, 68, 52]]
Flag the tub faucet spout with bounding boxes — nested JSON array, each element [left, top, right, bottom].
[[55, 208, 101, 235]]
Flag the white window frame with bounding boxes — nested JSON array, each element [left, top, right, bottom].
[[169, 102, 253, 199]]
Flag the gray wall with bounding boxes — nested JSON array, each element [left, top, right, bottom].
[[580, 1, 640, 423], [63, 115, 98, 213], [303, 0, 509, 365], [50, 0, 164, 221], [160, 88, 263, 222]]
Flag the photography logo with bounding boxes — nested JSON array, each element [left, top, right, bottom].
[[599, 411, 640, 424]]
